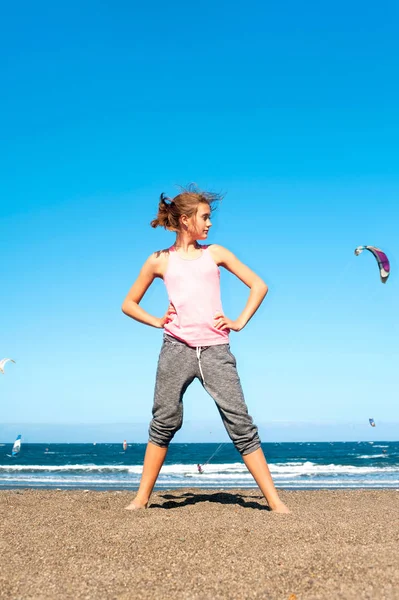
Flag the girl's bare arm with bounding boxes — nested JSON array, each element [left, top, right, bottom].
[[121, 254, 165, 328], [210, 245, 268, 331]]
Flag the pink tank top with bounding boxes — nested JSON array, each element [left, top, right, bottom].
[[163, 245, 229, 347]]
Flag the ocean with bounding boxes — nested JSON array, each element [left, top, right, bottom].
[[0, 441, 398, 491]]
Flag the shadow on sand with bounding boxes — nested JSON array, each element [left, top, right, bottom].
[[150, 491, 270, 511]]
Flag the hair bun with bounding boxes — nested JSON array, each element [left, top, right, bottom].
[[150, 185, 222, 231]]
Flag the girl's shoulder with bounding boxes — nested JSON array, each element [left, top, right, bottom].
[[207, 244, 232, 265], [152, 247, 172, 259], [148, 247, 172, 278]]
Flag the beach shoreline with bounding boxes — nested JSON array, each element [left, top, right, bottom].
[[1, 488, 398, 599]]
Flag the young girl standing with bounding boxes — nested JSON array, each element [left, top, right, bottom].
[[122, 187, 289, 513]]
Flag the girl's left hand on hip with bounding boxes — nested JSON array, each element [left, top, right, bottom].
[[214, 312, 242, 332]]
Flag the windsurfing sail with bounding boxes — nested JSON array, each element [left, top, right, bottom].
[[0, 358, 16, 374], [354, 246, 390, 283], [12, 435, 22, 456], [369, 418, 376, 427], [123, 440, 128, 451]]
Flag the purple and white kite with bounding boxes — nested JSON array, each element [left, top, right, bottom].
[[354, 246, 390, 284]]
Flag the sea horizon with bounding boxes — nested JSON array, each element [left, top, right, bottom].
[[1, 441, 398, 491]]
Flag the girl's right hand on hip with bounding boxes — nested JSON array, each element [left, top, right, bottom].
[[159, 303, 177, 328]]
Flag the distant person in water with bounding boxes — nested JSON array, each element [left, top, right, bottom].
[[197, 464, 204, 474], [122, 185, 289, 513]]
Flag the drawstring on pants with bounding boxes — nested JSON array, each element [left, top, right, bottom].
[[196, 346, 205, 385]]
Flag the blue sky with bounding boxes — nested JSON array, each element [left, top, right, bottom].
[[1, 1, 398, 442]]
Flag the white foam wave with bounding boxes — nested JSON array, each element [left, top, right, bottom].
[[1, 461, 398, 476], [1, 476, 398, 490], [185, 473, 251, 480], [270, 462, 398, 475], [160, 463, 244, 474], [358, 454, 388, 459], [0, 464, 130, 473]]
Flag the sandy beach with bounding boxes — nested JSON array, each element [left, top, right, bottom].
[[0, 489, 398, 599]]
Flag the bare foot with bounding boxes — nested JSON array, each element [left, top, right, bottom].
[[270, 501, 291, 513], [125, 500, 148, 511]]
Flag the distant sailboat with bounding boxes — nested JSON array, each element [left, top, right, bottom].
[[123, 440, 128, 451], [12, 435, 22, 457]]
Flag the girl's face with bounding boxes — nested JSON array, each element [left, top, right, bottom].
[[192, 202, 212, 240], [184, 202, 212, 240]]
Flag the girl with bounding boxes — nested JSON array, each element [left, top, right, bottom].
[[122, 187, 289, 513]]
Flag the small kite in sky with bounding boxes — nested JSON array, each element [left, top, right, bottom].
[[0, 358, 16, 374], [354, 246, 390, 284]]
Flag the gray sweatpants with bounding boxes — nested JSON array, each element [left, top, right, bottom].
[[149, 334, 261, 456]]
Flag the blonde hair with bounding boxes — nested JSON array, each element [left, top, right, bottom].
[[150, 185, 222, 231]]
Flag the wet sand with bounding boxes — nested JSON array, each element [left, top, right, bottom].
[[1, 489, 398, 599]]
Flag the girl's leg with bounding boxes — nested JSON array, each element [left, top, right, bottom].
[[242, 448, 290, 513], [200, 344, 290, 513], [125, 442, 168, 510], [125, 336, 196, 510]]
